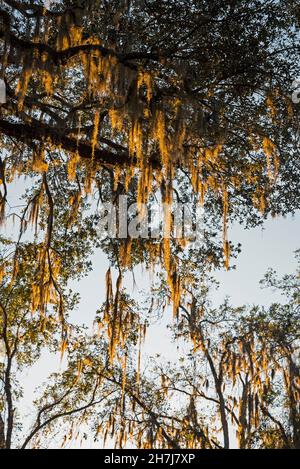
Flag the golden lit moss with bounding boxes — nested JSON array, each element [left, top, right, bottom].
[[286, 97, 294, 120], [120, 239, 132, 268], [124, 166, 135, 191], [191, 164, 199, 193], [109, 108, 124, 132], [222, 186, 230, 270], [266, 95, 277, 120], [0, 263, 6, 283], [204, 143, 223, 162], [137, 164, 152, 209], [129, 120, 143, 161], [16, 58, 33, 111], [60, 338, 68, 361], [28, 191, 43, 233], [84, 164, 96, 195], [136, 324, 146, 396], [137, 71, 152, 103], [121, 352, 127, 412], [41, 69, 53, 95], [92, 111, 100, 159], [113, 166, 121, 191], [67, 152, 80, 182], [68, 191, 81, 226], [40, 52, 53, 95], [253, 190, 267, 214], [69, 25, 83, 46], [262, 137, 279, 180], [154, 110, 169, 170], [32, 148, 49, 173]]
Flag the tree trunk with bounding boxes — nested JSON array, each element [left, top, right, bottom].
[[0, 414, 6, 449], [4, 358, 14, 449]]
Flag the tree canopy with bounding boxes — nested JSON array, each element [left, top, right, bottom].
[[0, 0, 299, 450]]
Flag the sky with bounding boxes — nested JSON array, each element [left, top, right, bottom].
[[214, 213, 300, 307]]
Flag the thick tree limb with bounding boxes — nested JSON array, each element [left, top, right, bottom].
[[0, 15, 160, 70], [0, 118, 160, 169]]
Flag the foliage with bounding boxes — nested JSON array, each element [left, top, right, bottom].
[[0, 0, 299, 449]]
